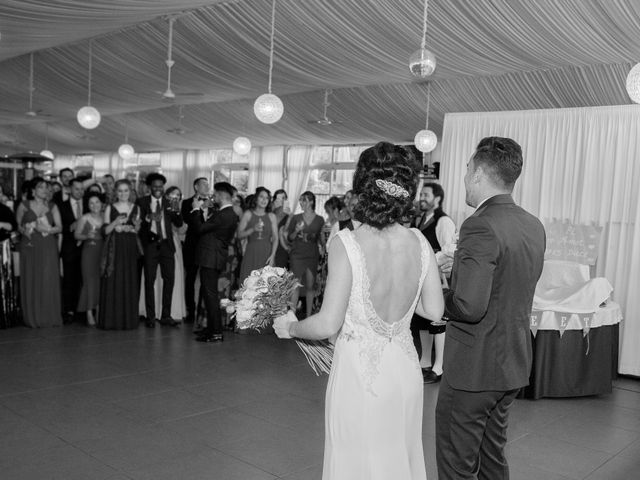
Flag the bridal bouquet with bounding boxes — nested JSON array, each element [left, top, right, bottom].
[[223, 266, 333, 375]]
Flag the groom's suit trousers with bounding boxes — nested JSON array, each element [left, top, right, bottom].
[[436, 377, 519, 480]]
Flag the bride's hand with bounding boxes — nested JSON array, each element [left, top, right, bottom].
[[274, 311, 297, 339]]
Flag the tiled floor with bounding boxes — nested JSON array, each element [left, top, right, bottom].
[[1, 324, 639, 480]]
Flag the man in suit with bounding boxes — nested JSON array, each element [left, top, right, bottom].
[[138, 173, 183, 328], [59, 177, 85, 323], [53, 168, 74, 206], [192, 182, 239, 343], [435, 137, 546, 480], [181, 177, 211, 324], [411, 182, 457, 383]]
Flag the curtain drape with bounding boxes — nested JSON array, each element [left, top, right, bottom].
[[285, 146, 316, 210], [439, 104, 640, 376], [160, 151, 188, 195]]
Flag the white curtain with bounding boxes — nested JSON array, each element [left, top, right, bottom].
[[247, 146, 285, 194], [52, 155, 76, 172], [160, 151, 188, 195], [285, 146, 316, 209], [439, 104, 640, 376], [92, 153, 111, 178]]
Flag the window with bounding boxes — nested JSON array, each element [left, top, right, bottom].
[[305, 145, 367, 215], [211, 150, 249, 195], [122, 152, 161, 197]]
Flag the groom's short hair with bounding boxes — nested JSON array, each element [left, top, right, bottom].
[[473, 136, 522, 189], [213, 182, 235, 198]]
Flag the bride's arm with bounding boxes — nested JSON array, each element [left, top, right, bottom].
[[415, 245, 445, 321], [281, 237, 352, 340]]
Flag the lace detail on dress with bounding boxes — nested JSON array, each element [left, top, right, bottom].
[[336, 229, 429, 395]]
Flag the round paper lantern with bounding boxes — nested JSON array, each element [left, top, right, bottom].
[[118, 143, 135, 160], [254, 93, 284, 124], [409, 48, 436, 78], [626, 63, 640, 104], [414, 129, 437, 153], [40, 149, 54, 160], [77, 105, 101, 129], [233, 137, 252, 155]]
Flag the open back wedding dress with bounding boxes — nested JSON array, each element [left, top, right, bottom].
[[323, 228, 429, 480]]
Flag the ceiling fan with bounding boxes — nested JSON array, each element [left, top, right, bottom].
[[0, 53, 53, 118], [155, 17, 204, 103], [307, 89, 343, 126], [166, 105, 188, 134]]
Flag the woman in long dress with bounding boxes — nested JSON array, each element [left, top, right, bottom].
[[237, 187, 278, 285], [285, 191, 324, 318], [138, 186, 187, 321], [275, 142, 444, 480], [271, 189, 291, 268], [74, 192, 105, 326], [98, 179, 140, 330], [16, 177, 63, 328]]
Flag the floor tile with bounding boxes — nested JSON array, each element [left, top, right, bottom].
[[506, 433, 612, 479]]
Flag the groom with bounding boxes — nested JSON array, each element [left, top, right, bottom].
[[435, 137, 545, 480]]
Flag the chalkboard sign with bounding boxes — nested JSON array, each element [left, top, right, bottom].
[[544, 220, 601, 265]]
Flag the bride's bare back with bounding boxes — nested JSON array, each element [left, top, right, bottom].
[[353, 224, 425, 325]]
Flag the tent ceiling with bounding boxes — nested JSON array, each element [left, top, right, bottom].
[[0, 0, 638, 156]]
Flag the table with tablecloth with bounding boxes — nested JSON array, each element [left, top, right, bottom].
[[521, 302, 622, 399]]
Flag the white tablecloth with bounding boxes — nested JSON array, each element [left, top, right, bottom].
[[532, 301, 622, 331]]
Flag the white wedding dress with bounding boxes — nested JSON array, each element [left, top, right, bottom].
[[323, 228, 428, 480]]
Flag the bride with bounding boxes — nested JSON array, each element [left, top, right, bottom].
[[274, 142, 444, 480]]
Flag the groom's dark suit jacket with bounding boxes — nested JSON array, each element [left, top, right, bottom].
[[192, 205, 239, 271], [443, 194, 545, 392]]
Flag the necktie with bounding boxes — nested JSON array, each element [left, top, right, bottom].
[[74, 200, 81, 220], [154, 200, 163, 240]]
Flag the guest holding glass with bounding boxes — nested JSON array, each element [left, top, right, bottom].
[[74, 192, 105, 326], [286, 191, 324, 318], [271, 189, 291, 268], [98, 179, 141, 330], [16, 177, 63, 328], [140, 186, 187, 322], [237, 187, 278, 285]]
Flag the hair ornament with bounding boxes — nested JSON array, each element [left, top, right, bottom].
[[375, 179, 409, 198]]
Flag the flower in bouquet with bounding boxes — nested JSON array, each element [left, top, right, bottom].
[[233, 266, 298, 331], [228, 266, 334, 375]]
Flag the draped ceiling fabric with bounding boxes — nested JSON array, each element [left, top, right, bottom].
[[1, 0, 639, 155], [439, 105, 640, 376]]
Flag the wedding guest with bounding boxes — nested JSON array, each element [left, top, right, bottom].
[[271, 189, 290, 268], [101, 174, 116, 204], [74, 192, 105, 326], [237, 187, 278, 284], [138, 173, 183, 327], [98, 179, 141, 330], [140, 186, 187, 322], [435, 137, 545, 480], [53, 168, 74, 205], [192, 182, 239, 343], [16, 177, 63, 328], [59, 178, 85, 323], [312, 196, 343, 314], [0, 200, 17, 238], [323, 196, 344, 248], [285, 191, 324, 319], [182, 177, 210, 324], [411, 182, 457, 384]]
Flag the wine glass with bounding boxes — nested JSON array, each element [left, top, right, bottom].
[[24, 221, 35, 247], [88, 223, 98, 246], [256, 218, 264, 240]]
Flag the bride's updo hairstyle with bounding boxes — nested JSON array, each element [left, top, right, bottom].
[[352, 141, 420, 230]]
